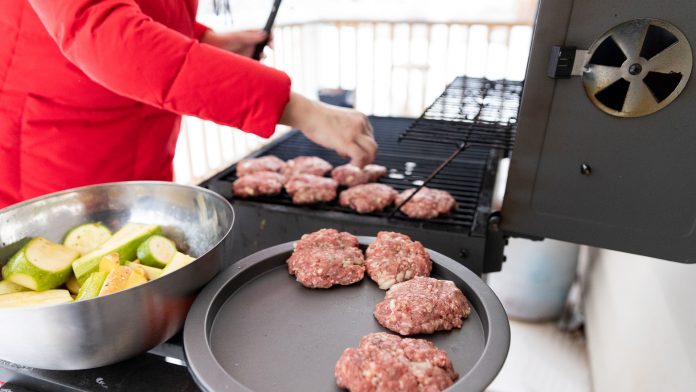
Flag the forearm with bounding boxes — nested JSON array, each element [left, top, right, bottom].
[[279, 92, 322, 131]]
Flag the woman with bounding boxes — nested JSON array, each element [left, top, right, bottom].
[[0, 0, 377, 208]]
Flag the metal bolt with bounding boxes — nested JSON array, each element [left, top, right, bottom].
[[580, 163, 592, 175], [459, 248, 470, 258], [628, 63, 643, 75]]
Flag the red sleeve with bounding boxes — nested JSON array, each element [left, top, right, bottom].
[[193, 21, 209, 40], [27, 0, 290, 138]]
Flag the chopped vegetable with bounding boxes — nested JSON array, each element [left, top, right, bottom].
[[99, 266, 147, 296], [63, 223, 112, 256], [0, 280, 30, 295], [72, 223, 161, 284], [2, 237, 80, 291], [137, 235, 177, 268], [125, 261, 162, 280], [161, 252, 196, 276], [0, 290, 73, 308], [65, 274, 81, 295], [76, 272, 108, 301]]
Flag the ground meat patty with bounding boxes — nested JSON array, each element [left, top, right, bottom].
[[285, 174, 338, 204], [332, 164, 371, 187], [363, 164, 388, 181], [365, 232, 431, 289], [232, 172, 286, 198], [374, 277, 471, 336], [236, 155, 287, 176], [335, 332, 458, 392], [339, 184, 397, 214], [287, 229, 365, 288], [285, 156, 333, 176], [396, 187, 457, 219]]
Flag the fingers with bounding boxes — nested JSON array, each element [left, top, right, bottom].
[[355, 134, 377, 165], [239, 29, 268, 44]]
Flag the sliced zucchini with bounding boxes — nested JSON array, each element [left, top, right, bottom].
[[0, 280, 30, 295], [72, 223, 161, 284], [65, 274, 81, 295], [0, 289, 73, 308], [63, 223, 112, 256], [160, 252, 196, 276], [76, 271, 108, 301], [137, 235, 177, 268], [125, 261, 162, 280], [2, 237, 80, 291]]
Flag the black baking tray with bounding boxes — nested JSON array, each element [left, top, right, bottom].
[[183, 237, 510, 392]]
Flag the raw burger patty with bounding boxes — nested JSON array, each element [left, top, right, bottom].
[[332, 164, 371, 187], [374, 276, 471, 335], [285, 174, 338, 204], [236, 155, 287, 176], [365, 232, 431, 289], [287, 229, 365, 288], [396, 187, 457, 219], [285, 156, 333, 176], [339, 184, 397, 214], [335, 332, 458, 392], [232, 172, 286, 198]]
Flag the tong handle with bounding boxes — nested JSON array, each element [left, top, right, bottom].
[[252, 0, 282, 61]]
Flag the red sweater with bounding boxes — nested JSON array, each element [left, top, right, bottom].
[[0, 0, 291, 208]]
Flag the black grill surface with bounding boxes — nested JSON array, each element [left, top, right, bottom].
[[209, 117, 497, 233]]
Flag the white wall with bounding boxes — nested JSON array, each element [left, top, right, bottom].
[[584, 249, 696, 392]]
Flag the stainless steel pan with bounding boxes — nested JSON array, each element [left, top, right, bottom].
[[0, 181, 234, 370]]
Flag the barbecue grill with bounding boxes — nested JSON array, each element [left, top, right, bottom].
[[5, 0, 696, 389]]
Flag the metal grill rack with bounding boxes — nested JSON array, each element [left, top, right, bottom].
[[208, 117, 496, 232], [390, 77, 523, 218], [399, 77, 523, 152]]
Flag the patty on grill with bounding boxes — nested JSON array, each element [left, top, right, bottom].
[[339, 184, 398, 214], [335, 332, 458, 392], [285, 156, 333, 176], [365, 232, 431, 289], [363, 164, 388, 181], [232, 171, 286, 198], [287, 228, 365, 288], [374, 277, 471, 336], [285, 174, 338, 204], [331, 164, 371, 187], [236, 155, 287, 177], [396, 187, 457, 219]]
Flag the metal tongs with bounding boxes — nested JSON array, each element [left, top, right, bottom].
[[252, 0, 282, 61]]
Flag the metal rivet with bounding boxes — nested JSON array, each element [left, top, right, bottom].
[[628, 63, 643, 75], [580, 163, 592, 175]]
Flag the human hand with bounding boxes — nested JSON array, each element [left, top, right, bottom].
[[200, 29, 271, 59], [280, 93, 377, 167]]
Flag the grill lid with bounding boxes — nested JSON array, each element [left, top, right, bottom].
[[502, 0, 696, 263]]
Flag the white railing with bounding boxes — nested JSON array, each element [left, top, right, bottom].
[[174, 19, 533, 185]]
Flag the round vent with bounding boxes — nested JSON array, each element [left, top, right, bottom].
[[582, 19, 692, 118]]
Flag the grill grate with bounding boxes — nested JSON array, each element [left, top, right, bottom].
[[399, 77, 523, 153], [209, 117, 496, 232]]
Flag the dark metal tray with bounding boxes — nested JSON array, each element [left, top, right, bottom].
[[183, 237, 510, 392]]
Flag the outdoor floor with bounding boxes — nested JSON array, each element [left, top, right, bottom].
[[487, 320, 591, 392]]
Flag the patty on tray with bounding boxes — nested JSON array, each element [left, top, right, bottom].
[[287, 229, 365, 288], [335, 332, 458, 392]]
